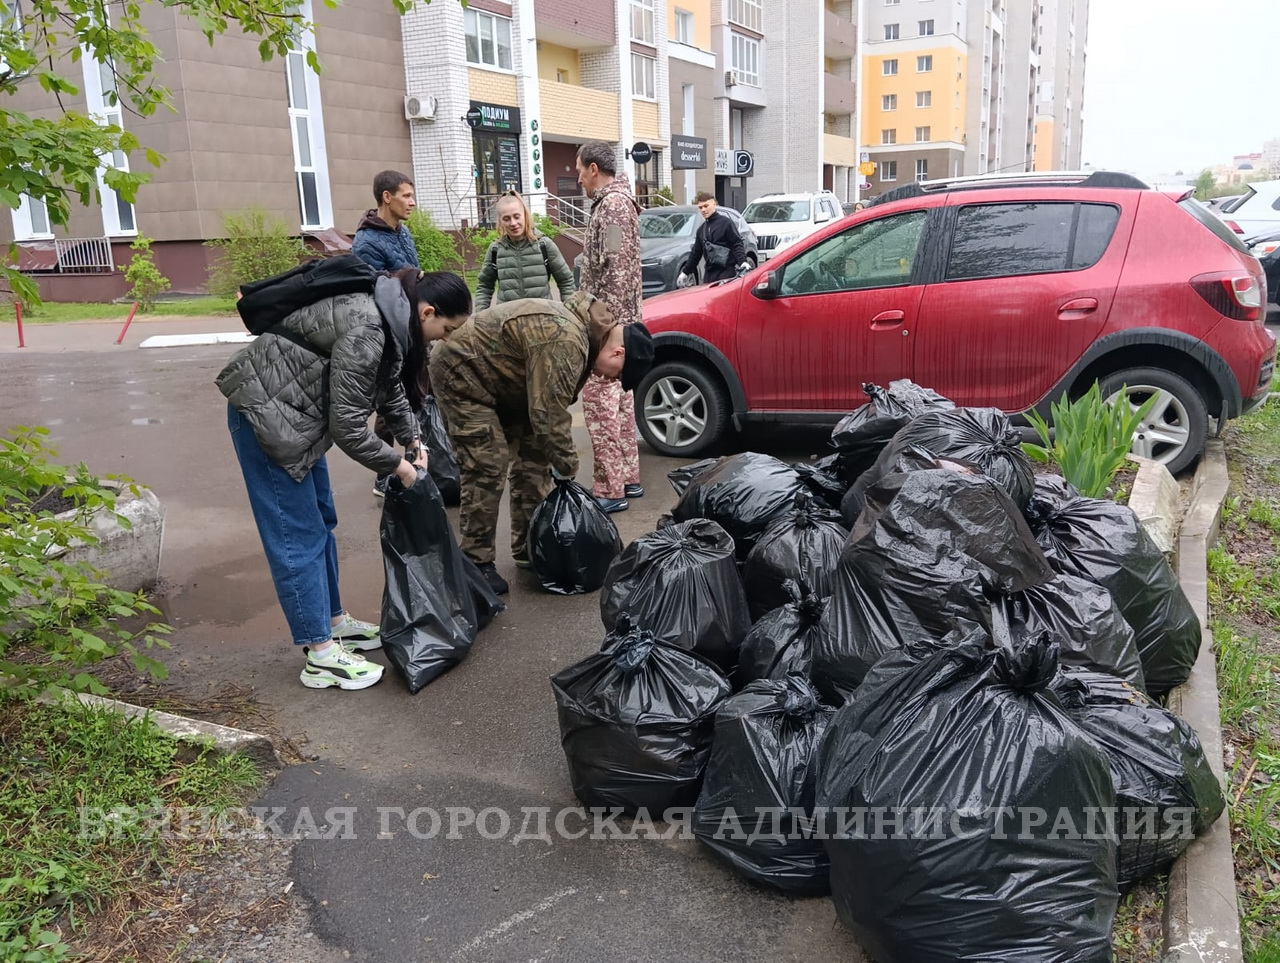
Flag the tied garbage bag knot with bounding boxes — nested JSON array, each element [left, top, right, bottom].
[[607, 614, 659, 675], [992, 635, 1060, 693]]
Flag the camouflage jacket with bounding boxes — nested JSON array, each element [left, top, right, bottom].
[[580, 174, 642, 326], [428, 293, 612, 476]]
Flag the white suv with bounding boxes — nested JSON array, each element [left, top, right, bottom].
[[742, 191, 844, 260]]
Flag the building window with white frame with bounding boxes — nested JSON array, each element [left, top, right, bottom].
[[881, 160, 898, 181], [915, 158, 929, 181], [284, 36, 333, 230], [727, 0, 762, 33], [882, 58, 898, 76], [916, 90, 931, 107], [674, 8, 693, 44], [915, 126, 930, 142], [881, 93, 897, 111], [884, 23, 898, 39], [730, 32, 759, 86], [631, 0, 654, 45], [79, 51, 136, 236], [11, 193, 52, 240], [917, 54, 933, 72], [882, 129, 897, 145], [919, 19, 934, 35], [464, 8, 513, 70], [632, 52, 656, 98]]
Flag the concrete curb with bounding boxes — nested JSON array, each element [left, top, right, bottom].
[[56, 690, 283, 771], [1147, 439, 1242, 963]]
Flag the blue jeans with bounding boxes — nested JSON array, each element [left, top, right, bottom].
[[227, 404, 342, 646]]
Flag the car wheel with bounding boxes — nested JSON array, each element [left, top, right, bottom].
[[1097, 367, 1209, 475], [635, 361, 730, 457]]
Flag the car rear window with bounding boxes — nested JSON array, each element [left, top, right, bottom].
[[945, 202, 1120, 280], [1178, 198, 1250, 253]]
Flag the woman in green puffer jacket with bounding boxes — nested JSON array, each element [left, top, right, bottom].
[[474, 191, 576, 311]]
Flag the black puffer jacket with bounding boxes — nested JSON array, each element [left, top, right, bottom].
[[216, 276, 419, 481]]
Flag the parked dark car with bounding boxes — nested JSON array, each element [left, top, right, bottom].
[[638, 206, 758, 297]]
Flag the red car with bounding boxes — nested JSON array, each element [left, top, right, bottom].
[[637, 171, 1275, 473]]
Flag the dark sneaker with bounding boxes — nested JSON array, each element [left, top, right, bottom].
[[595, 497, 629, 514], [477, 562, 509, 595], [373, 474, 390, 498], [512, 553, 533, 569], [624, 484, 645, 499]]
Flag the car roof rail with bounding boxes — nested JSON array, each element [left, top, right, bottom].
[[865, 169, 1152, 208]]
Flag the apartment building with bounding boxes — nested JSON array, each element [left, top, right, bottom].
[[1032, 0, 1089, 171]]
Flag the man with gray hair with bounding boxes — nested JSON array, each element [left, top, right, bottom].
[[575, 140, 644, 514]]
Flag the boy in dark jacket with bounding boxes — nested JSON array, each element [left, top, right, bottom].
[[351, 170, 421, 272], [679, 192, 749, 285]]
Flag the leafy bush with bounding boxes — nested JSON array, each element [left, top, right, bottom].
[[205, 208, 306, 299], [533, 213, 561, 239], [123, 234, 170, 312], [0, 426, 170, 699], [1023, 383, 1157, 498], [405, 209, 462, 272]]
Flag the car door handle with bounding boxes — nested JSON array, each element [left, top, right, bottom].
[[1058, 298, 1099, 320], [870, 310, 905, 328]]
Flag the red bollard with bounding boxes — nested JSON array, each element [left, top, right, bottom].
[[115, 301, 139, 345], [15, 301, 24, 348]]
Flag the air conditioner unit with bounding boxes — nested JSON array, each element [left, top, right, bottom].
[[724, 69, 739, 87], [404, 93, 437, 121]]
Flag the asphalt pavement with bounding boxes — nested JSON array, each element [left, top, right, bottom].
[[0, 317, 860, 962]]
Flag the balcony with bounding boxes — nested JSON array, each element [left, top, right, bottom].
[[824, 71, 857, 114], [538, 79, 619, 141], [823, 132, 857, 167], [824, 9, 858, 58]]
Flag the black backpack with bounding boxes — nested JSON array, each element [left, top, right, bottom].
[[236, 255, 378, 350]]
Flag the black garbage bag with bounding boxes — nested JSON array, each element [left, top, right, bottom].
[[840, 446, 983, 527], [599, 518, 751, 673], [792, 460, 847, 512], [380, 470, 506, 693], [671, 453, 808, 560], [693, 675, 837, 895], [1051, 668, 1225, 886], [416, 395, 460, 506], [993, 573, 1147, 693], [1025, 475, 1201, 695], [815, 629, 1118, 963], [529, 478, 623, 595], [667, 457, 720, 496], [828, 380, 956, 485], [550, 615, 731, 814], [855, 407, 1037, 515], [814, 469, 1054, 703], [742, 493, 846, 621], [737, 580, 828, 686]]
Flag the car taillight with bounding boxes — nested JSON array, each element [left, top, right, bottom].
[[1190, 272, 1263, 321], [1225, 220, 1245, 234]]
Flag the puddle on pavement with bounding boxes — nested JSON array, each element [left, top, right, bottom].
[[131, 417, 163, 425]]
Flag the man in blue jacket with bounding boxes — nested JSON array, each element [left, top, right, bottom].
[[351, 170, 421, 272]]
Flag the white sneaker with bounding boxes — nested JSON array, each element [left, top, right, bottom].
[[300, 644, 383, 690], [331, 613, 382, 651]]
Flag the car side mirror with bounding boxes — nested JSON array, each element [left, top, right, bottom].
[[752, 270, 780, 300]]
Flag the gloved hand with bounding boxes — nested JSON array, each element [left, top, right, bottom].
[[735, 262, 751, 277], [676, 271, 690, 288]]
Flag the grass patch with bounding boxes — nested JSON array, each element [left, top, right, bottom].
[[1112, 876, 1165, 961], [19, 298, 236, 323], [1212, 397, 1280, 960], [0, 698, 262, 960]]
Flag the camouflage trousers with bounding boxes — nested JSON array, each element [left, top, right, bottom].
[[582, 374, 639, 499], [430, 390, 552, 566]]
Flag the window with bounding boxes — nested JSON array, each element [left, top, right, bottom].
[[915, 158, 929, 181], [916, 90, 931, 107], [919, 19, 935, 35], [882, 58, 898, 76], [285, 47, 332, 229], [632, 52, 656, 98], [631, 0, 654, 45], [674, 8, 694, 44], [915, 126, 930, 141], [556, 68, 568, 83], [11, 194, 52, 240], [727, 0, 762, 32], [881, 129, 897, 144], [881, 160, 898, 181], [945, 203, 1122, 280], [882, 94, 897, 111], [464, 8, 512, 70], [917, 55, 933, 72], [778, 210, 928, 296], [884, 23, 899, 39], [731, 32, 759, 86], [80, 46, 136, 235]]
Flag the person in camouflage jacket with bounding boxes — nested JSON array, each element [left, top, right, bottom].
[[429, 291, 653, 595], [575, 141, 644, 513]]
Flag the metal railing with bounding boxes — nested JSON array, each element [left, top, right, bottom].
[[54, 237, 114, 273], [464, 190, 675, 232]]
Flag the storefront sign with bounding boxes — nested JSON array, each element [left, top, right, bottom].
[[469, 101, 521, 133], [714, 148, 732, 175], [672, 135, 707, 170]]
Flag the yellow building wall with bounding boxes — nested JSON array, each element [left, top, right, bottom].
[[468, 68, 519, 105], [1033, 120, 1054, 171], [824, 133, 857, 167], [861, 46, 965, 147], [668, 0, 712, 50], [633, 101, 661, 141], [537, 43, 580, 84], [540, 79, 620, 141]]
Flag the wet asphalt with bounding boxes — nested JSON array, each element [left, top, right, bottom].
[[0, 318, 862, 963]]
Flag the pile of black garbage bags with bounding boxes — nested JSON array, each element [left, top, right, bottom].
[[550, 379, 1225, 962]]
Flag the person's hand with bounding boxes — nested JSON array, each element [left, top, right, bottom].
[[676, 272, 690, 288], [407, 441, 428, 468], [735, 262, 751, 277], [394, 459, 419, 490]]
